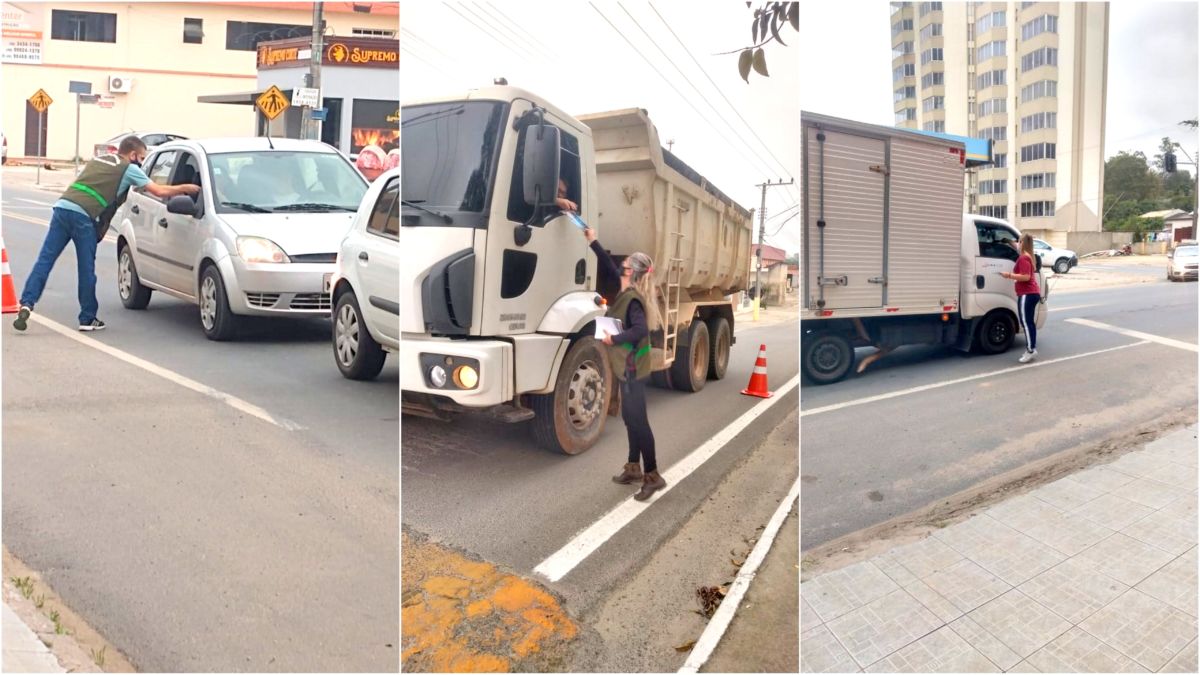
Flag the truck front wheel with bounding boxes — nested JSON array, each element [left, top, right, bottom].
[[974, 311, 1016, 354], [802, 332, 854, 384], [530, 337, 611, 455]]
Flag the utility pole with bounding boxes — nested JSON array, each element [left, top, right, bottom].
[[305, 2, 325, 141], [753, 178, 795, 322]]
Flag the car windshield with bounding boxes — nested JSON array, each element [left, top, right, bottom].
[[208, 151, 367, 214], [401, 101, 506, 227], [1176, 246, 1198, 258]]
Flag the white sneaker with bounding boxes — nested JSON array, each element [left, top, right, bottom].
[[1019, 349, 1038, 364]]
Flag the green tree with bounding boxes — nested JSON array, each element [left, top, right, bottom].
[[728, 2, 798, 82], [1104, 151, 1160, 204], [1153, 137, 1178, 173]]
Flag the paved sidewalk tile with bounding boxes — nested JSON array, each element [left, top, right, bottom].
[[802, 561, 899, 623], [1142, 461, 1199, 490], [1160, 492, 1198, 521], [1016, 509, 1116, 558], [902, 580, 964, 624], [948, 614, 1023, 671], [1023, 627, 1149, 672], [1065, 466, 1139, 494], [2, 602, 64, 673], [1007, 659, 1042, 671], [802, 596, 824, 633], [1120, 508, 1198, 557], [825, 588, 942, 669], [936, 515, 1066, 586], [922, 559, 1010, 615], [1030, 478, 1105, 513], [1134, 546, 1198, 617], [986, 494, 1066, 533], [1108, 452, 1175, 481], [863, 625, 999, 673], [966, 589, 1072, 659], [1110, 477, 1190, 510], [1073, 532, 1177, 586], [1069, 492, 1157, 531], [1017, 558, 1129, 624], [1078, 588, 1198, 672], [871, 550, 920, 587], [1159, 638, 1197, 673], [880, 536, 964, 581], [801, 625, 861, 673]]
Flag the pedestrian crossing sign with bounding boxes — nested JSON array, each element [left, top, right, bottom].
[[28, 89, 53, 113], [256, 85, 289, 121]]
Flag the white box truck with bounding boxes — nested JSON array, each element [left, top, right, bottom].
[[401, 86, 753, 453], [801, 112, 1046, 384]]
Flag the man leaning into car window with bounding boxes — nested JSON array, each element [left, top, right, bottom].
[[12, 135, 200, 333]]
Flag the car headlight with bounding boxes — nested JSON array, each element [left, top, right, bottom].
[[236, 237, 290, 264]]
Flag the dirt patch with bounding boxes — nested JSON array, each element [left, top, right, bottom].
[[3, 547, 136, 672], [800, 408, 1196, 581], [401, 529, 577, 673]]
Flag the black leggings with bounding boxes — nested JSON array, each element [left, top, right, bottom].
[[1018, 293, 1040, 351], [620, 376, 657, 473]]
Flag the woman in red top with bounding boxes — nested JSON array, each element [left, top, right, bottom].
[[1001, 233, 1041, 363]]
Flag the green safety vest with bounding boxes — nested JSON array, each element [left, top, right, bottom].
[[607, 287, 652, 382], [60, 155, 130, 221]]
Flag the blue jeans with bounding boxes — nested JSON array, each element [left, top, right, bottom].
[[20, 207, 100, 324]]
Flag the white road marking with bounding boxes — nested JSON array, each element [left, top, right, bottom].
[[1048, 303, 1102, 312], [15, 198, 50, 206], [801, 341, 1151, 418], [534, 374, 801, 582], [1, 210, 118, 243], [679, 478, 798, 673], [1066, 318, 1199, 353], [24, 314, 304, 431]]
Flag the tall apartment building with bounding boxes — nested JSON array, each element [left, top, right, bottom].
[[890, 1, 1108, 245]]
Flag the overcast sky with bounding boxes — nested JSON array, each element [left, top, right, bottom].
[[400, 1, 800, 254], [799, 0, 1199, 162]]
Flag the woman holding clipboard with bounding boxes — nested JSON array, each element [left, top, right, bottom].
[[582, 225, 667, 501]]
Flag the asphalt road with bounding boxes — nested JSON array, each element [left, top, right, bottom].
[[1, 185, 399, 671], [800, 279, 1198, 550], [401, 319, 799, 618]]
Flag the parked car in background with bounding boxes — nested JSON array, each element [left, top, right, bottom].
[[1167, 243, 1198, 281], [1033, 238, 1078, 274], [111, 137, 368, 340], [94, 130, 188, 158], [331, 167, 398, 380]]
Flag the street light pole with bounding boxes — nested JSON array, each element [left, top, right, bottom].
[[306, 2, 325, 141], [752, 178, 795, 322]]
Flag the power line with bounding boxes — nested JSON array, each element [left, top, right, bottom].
[[476, 2, 559, 63], [768, 204, 798, 220], [440, 1, 531, 66], [588, 2, 783, 191], [457, 2, 545, 65], [401, 44, 457, 80]]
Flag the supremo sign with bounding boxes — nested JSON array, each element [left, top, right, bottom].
[[327, 43, 398, 65]]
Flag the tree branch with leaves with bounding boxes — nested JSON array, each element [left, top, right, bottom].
[[723, 2, 798, 83]]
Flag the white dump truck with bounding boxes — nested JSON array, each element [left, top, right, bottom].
[[400, 85, 754, 454], [801, 112, 1045, 384]]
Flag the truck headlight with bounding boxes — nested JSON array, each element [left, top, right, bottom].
[[236, 236, 290, 263], [453, 365, 479, 390], [429, 365, 448, 388]]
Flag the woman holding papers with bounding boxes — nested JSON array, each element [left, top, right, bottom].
[[582, 226, 666, 501]]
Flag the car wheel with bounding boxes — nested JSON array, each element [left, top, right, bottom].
[[1053, 258, 1070, 274], [530, 337, 610, 455], [974, 311, 1016, 355], [802, 332, 854, 384], [117, 244, 152, 309], [199, 265, 238, 341], [333, 290, 386, 380]]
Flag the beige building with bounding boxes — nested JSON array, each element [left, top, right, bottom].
[[2, 1, 396, 161], [890, 1, 1108, 246]]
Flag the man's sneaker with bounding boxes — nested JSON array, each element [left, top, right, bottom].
[[1019, 349, 1038, 364], [79, 319, 106, 332], [12, 306, 31, 331]]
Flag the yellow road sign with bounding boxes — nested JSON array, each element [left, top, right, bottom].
[[256, 85, 289, 121], [28, 88, 53, 113]]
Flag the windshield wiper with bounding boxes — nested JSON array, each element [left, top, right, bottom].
[[273, 203, 357, 212], [220, 201, 272, 213], [402, 200, 453, 224]]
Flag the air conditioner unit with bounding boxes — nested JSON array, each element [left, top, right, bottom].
[[108, 75, 133, 93]]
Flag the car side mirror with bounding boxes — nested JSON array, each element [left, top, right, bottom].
[[522, 124, 560, 208], [167, 194, 198, 217]]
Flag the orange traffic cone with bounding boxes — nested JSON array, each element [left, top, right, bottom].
[[2, 242, 19, 314], [741, 344, 772, 398]]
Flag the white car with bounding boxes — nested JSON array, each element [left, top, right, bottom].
[[94, 130, 188, 158], [331, 167, 399, 379], [1033, 238, 1078, 274], [1167, 243, 1198, 281], [112, 137, 368, 340]]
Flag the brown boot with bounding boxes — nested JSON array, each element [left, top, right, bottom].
[[634, 471, 667, 501], [612, 463, 643, 484]]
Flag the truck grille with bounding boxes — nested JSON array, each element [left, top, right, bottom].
[[290, 293, 331, 310], [246, 292, 281, 308]]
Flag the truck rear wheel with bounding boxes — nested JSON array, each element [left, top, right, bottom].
[[706, 317, 731, 380], [974, 311, 1016, 354], [530, 337, 611, 455], [670, 320, 710, 392], [802, 332, 854, 384]]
